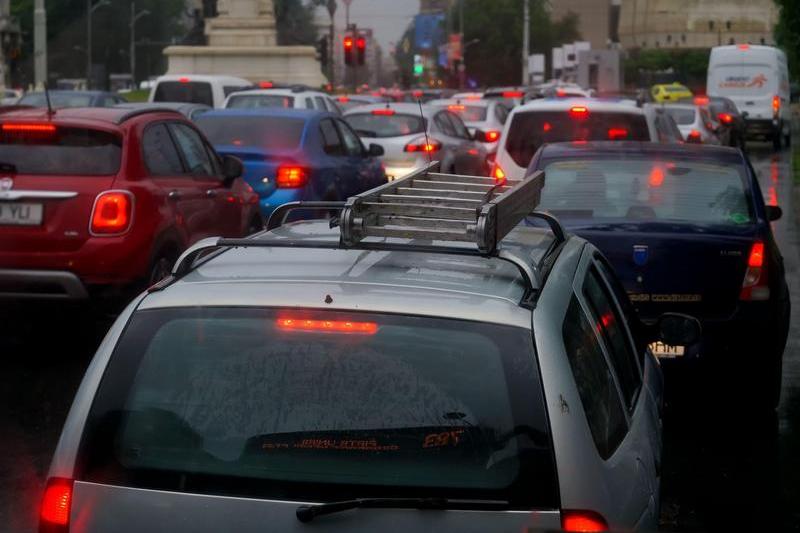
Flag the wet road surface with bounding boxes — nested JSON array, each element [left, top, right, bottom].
[[0, 143, 799, 532]]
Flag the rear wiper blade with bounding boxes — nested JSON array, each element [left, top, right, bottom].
[[296, 497, 511, 523]]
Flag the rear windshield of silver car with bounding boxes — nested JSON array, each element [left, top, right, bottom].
[[0, 126, 121, 175], [505, 111, 650, 167], [226, 94, 295, 109], [196, 116, 305, 150], [77, 307, 558, 508], [664, 107, 697, 125], [344, 113, 425, 138], [154, 81, 214, 107]]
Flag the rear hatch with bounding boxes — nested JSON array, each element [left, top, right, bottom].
[[0, 122, 120, 256], [709, 64, 778, 120], [70, 307, 560, 532], [344, 110, 428, 168]]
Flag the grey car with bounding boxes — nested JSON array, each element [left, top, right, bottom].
[[344, 103, 488, 180], [42, 166, 697, 532], [428, 97, 510, 157]]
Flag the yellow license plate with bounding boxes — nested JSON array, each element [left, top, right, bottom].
[[649, 342, 685, 359]]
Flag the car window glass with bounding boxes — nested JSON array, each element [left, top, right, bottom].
[[583, 267, 642, 409], [305, 97, 314, 109], [595, 257, 647, 366], [319, 119, 345, 156], [562, 297, 628, 459], [434, 112, 456, 136], [335, 120, 364, 156], [142, 124, 184, 175], [495, 104, 509, 124], [169, 123, 215, 176], [447, 112, 470, 139], [314, 96, 327, 110]]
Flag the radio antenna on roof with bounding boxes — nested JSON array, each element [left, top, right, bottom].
[[43, 82, 55, 117]]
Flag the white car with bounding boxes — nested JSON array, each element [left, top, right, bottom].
[[493, 99, 681, 182], [663, 103, 722, 145], [224, 87, 341, 115], [428, 98, 510, 157], [149, 74, 253, 108]]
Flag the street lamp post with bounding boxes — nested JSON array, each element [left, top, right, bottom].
[[130, 1, 150, 86], [87, 0, 110, 89]]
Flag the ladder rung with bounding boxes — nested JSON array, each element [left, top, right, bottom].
[[425, 172, 498, 185], [363, 226, 476, 242], [375, 215, 472, 230], [395, 187, 487, 200], [361, 202, 478, 221], [412, 180, 506, 193], [379, 194, 483, 207]]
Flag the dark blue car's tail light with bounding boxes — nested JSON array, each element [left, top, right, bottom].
[[740, 241, 770, 301]]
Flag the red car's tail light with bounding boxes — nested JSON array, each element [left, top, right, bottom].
[[648, 166, 665, 187], [40, 477, 73, 532], [561, 509, 609, 532], [276, 317, 378, 335], [738, 43, 750, 50], [90, 190, 133, 236], [740, 241, 770, 301], [276, 166, 309, 188]]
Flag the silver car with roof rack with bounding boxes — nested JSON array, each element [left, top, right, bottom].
[[42, 164, 699, 533]]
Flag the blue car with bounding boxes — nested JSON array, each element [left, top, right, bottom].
[[527, 141, 790, 408], [196, 108, 386, 218]]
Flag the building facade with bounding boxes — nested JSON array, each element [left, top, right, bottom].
[[550, 0, 614, 49]]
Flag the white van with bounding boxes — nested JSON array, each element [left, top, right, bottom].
[[149, 74, 253, 109], [707, 45, 791, 149]]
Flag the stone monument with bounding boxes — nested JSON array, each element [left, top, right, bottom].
[[163, 0, 327, 86]]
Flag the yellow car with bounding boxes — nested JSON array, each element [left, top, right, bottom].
[[651, 82, 693, 103]]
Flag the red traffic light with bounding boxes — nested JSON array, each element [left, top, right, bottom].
[[344, 36, 354, 49], [356, 37, 366, 50]]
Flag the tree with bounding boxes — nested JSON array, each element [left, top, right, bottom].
[[775, 0, 800, 80]]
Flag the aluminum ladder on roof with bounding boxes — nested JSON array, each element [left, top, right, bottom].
[[340, 162, 544, 254]]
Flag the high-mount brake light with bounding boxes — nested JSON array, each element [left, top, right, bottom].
[[485, 130, 500, 142], [337, 96, 350, 103], [607, 127, 628, 140], [694, 96, 709, 106], [404, 138, 441, 153], [40, 477, 73, 531], [556, 88, 567, 97], [740, 241, 770, 301], [2, 123, 56, 133], [90, 191, 133, 236], [371, 108, 395, 116], [276, 165, 309, 188], [178, 77, 190, 83], [465, 94, 481, 100], [259, 81, 274, 88], [502, 90, 524, 98], [738, 44, 750, 50], [543, 121, 552, 132], [447, 104, 465, 111], [561, 510, 609, 532], [276, 318, 378, 335], [569, 106, 588, 118]]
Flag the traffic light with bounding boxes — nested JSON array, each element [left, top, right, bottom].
[[413, 54, 424, 76], [356, 36, 366, 65], [344, 35, 354, 65]]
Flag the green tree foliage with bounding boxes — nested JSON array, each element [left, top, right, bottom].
[[623, 49, 709, 90], [11, 0, 186, 88], [775, 0, 800, 80]]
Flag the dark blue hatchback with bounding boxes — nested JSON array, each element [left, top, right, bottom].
[[528, 141, 790, 407], [196, 108, 385, 218]]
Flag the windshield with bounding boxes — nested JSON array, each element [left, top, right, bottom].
[[154, 81, 214, 106], [446, 105, 487, 122], [196, 115, 305, 150], [77, 307, 557, 506], [0, 126, 121, 174], [537, 157, 753, 226], [226, 94, 294, 109], [17, 93, 93, 108], [664, 107, 697, 125], [505, 111, 650, 167], [345, 113, 425, 138]]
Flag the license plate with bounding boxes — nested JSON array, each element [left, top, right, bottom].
[[649, 342, 685, 359], [0, 202, 43, 226]]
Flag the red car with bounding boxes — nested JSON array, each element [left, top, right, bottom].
[[0, 106, 260, 302]]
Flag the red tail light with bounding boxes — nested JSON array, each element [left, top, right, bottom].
[[492, 163, 506, 184], [90, 190, 133, 236], [740, 241, 770, 301], [686, 129, 702, 143], [276, 165, 309, 188], [371, 108, 395, 116], [484, 130, 500, 142], [40, 477, 73, 532], [772, 95, 781, 116], [607, 127, 628, 140], [561, 510, 608, 532], [502, 90, 524, 98], [404, 139, 441, 153], [569, 106, 588, 118], [718, 112, 733, 124], [276, 317, 378, 335]]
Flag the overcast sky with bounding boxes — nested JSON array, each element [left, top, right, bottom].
[[326, 0, 421, 53]]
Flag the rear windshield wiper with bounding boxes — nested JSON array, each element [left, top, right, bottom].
[[296, 497, 511, 523]]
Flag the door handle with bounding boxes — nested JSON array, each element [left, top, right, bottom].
[[205, 189, 217, 198], [168, 190, 181, 200]]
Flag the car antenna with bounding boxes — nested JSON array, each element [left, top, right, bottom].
[[417, 98, 433, 171], [43, 82, 55, 117]]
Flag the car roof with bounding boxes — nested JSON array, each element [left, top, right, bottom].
[[115, 102, 210, 111], [197, 107, 329, 120], [538, 140, 742, 162], [0, 106, 182, 127], [20, 90, 110, 97], [428, 98, 492, 108], [230, 88, 326, 97], [139, 220, 562, 328], [156, 74, 251, 84], [343, 102, 436, 117], [512, 98, 644, 114]]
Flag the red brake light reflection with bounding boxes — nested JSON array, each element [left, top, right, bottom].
[[561, 510, 608, 532], [649, 166, 665, 187], [543, 122, 552, 132], [40, 478, 72, 527], [276, 318, 378, 335]]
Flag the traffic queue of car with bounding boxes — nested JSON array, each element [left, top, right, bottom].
[[0, 43, 790, 533]]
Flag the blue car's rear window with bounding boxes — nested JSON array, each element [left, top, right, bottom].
[[196, 115, 305, 150]]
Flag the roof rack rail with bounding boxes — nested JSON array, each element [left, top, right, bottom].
[[114, 107, 185, 124]]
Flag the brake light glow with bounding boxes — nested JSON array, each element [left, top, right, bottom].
[[772, 95, 781, 115], [178, 77, 190, 83], [258, 81, 274, 89], [90, 191, 133, 235], [556, 88, 566, 97], [485, 130, 500, 142], [2, 123, 56, 133], [607, 127, 628, 140], [687, 129, 702, 143], [569, 106, 588, 118], [447, 104, 466, 111], [276, 165, 309, 188], [740, 241, 770, 301], [502, 91, 524, 98], [412, 90, 423, 98], [738, 44, 750, 50], [337, 96, 350, 103], [694, 96, 709, 106], [404, 139, 441, 153], [543, 121, 552, 132], [561, 510, 609, 532], [276, 318, 378, 335], [649, 166, 665, 187], [465, 94, 481, 100], [492, 163, 506, 184], [40, 478, 72, 528], [371, 108, 395, 115], [718, 112, 733, 124]]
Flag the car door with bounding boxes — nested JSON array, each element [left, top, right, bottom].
[[167, 122, 228, 241], [444, 111, 485, 175], [568, 249, 658, 528], [334, 118, 383, 194], [317, 118, 347, 200]]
